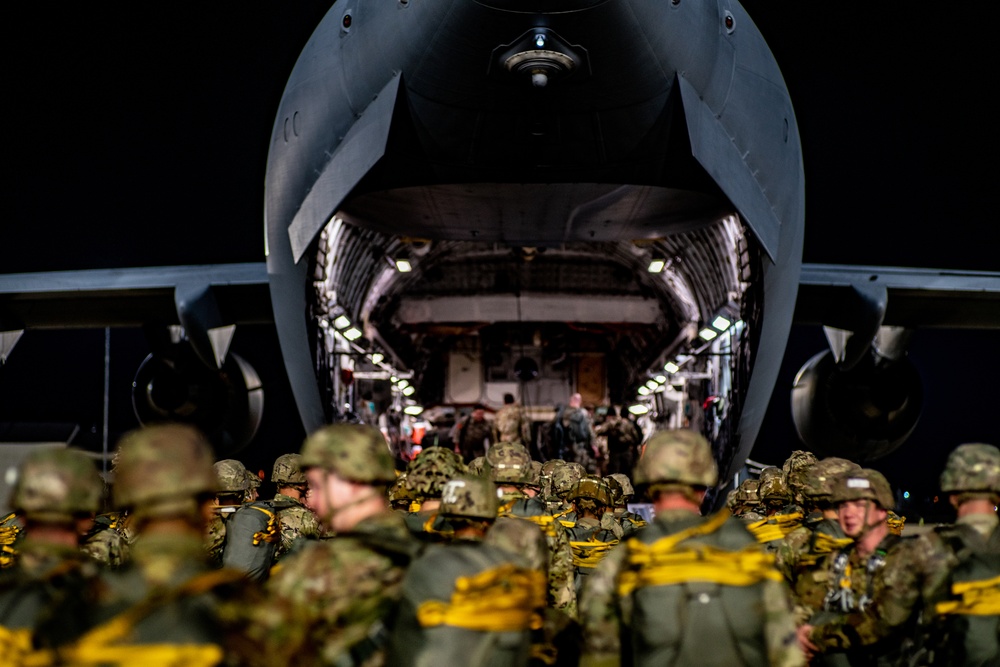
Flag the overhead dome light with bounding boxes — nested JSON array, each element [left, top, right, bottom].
[[333, 315, 351, 330], [628, 404, 649, 415], [664, 361, 679, 374], [698, 327, 718, 341], [370, 353, 384, 364], [343, 327, 362, 341], [647, 258, 665, 273], [712, 315, 733, 331], [402, 386, 415, 396], [403, 405, 424, 416]]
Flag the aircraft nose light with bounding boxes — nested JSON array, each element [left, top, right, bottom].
[[495, 28, 585, 87]]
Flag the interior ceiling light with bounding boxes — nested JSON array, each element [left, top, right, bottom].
[[628, 404, 650, 415], [397, 379, 409, 389], [698, 327, 718, 341], [637, 386, 651, 396], [645, 380, 659, 390], [370, 352, 384, 364], [343, 327, 362, 341], [712, 315, 733, 331], [333, 315, 351, 330], [647, 258, 665, 273], [395, 258, 412, 273], [403, 405, 424, 416], [654, 375, 667, 384], [664, 361, 680, 374], [402, 385, 415, 396]]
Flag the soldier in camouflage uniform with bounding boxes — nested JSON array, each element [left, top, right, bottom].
[[595, 407, 642, 476], [733, 478, 764, 521], [775, 457, 860, 624], [493, 393, 532, 448], [781, 450, 818, 513], [453, 407, 494, 464], [548, 462, 586, 518], [605, 473, 647, 538], [798, 468, 952, 665], [269, 453, 322, 560], [80, 449, 134, 569], [0, 448, 104, 653], [560, 394, 598, 474], [747, 467, 802, 551], [210, 458, 281, 582], [242, 424, 418, 667], [563, 477, 619, 593], [386, 475, 542, 667], [915, 443, 1000, 665], [33, 425, 248, 665], [579, 429, 804, 667], [488, 442, 578, 620], [401, 446, 467, 543]]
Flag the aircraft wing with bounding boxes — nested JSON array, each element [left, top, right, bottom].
[[796, 264, 1000, 330]]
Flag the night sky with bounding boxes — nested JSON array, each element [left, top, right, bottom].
[[2, 3, 998, 511]]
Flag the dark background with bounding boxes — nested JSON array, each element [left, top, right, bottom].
[[2, 3, 997, 515]]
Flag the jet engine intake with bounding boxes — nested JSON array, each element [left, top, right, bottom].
[[132, 343, 264, 456], [790, 348, 922, 461]]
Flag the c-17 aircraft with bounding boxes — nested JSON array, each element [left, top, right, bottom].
[[1, 1, 999, 498]]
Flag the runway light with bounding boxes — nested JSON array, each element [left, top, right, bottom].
[[664, 361, 679, 374], [698, 327, 718, 341], [637, 386, 650, 396], [370, 353, 384, 364], [333, 315, 351, 330], [402, 386, 415, 396], [628, 404, 649, 416], [394, 259, 412, 273], [343, 327, 362, 341], [654, 375, 667, 384], [403, 405, 424, 416], [647, 259, 665, 273], [711, 315, 732, 331]]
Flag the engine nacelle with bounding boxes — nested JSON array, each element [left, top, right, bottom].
[[132, 344, 264, 456], [791, 349, 922, 461]]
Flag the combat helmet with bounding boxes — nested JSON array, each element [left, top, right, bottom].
[[467, 456, 489, 478], [939, 443, 1000, 496], [113, 424, 217, 520], [527, 460, 543, 490], [568, 476, 612, 507], [802, 457, 862, 506], [215, 459, 252, 497], [607, 473, 635, 500], [406, 447, 467, 499], [387, 473, 416, 510], [488, 441, 533, 485], [540, 459, 564, 497], [552, 462, 585, 498], [757, 467, 790, 510], [830, 468, 894, 510], [271, 453, 307, 485], [439, 475, 499, 520], [10, 448, 103, 523], [605, 476, 625, 507], [300, 424, 396, 485], [633, 429, 718, 489], [781, 450, 818, 505]]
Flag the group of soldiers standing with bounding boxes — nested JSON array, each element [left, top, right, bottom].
[[0, 416, 997, 666]]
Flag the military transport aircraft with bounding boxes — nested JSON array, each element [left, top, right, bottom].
[[2, 1, 998, 496]]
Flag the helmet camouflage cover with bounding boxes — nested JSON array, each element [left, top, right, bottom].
[[300, 424, 396, 485], [551, 462, 585, 498], [781, 450, 818, 504], [940, 443, 1000, 495], [10, 448, 103, 523], [271, 453, 307, 485], [439, 475, 499, 520], [757, 467, 790, 505], [633, 430, 718, 489], [488, 441, 533, 485], [568, 476, 612, 506], [607, 473, 635, 498], [830, 468, 894, 510], [214, 459, 251, 494], [467, 456, 489, 478], [113, 424, 217, 518], [802, 457, 862, 503], [388, 473, 416, 506], [406, 447, 467, 499]]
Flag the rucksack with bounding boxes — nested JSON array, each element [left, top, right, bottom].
[[221, 501, 281, 583]]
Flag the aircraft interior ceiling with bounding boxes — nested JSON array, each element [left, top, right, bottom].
[[309, 208, 762, 408]]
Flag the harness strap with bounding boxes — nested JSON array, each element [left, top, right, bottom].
[[618, 543, 781, 596], [570, 539, 619, 569], [247, 505, 280, 546], [416, 564, 546, 631], [935, 574, 1000, 616]]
